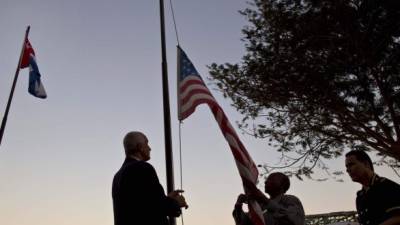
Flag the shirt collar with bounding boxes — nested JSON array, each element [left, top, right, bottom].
[[271, 193, 285, 203], [362, 173, 378, 192]]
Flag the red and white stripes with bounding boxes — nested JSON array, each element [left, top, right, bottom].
[[178, 47, 265, 225]]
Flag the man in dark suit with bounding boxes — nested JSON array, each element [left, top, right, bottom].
[[112, 131, 188, 225]]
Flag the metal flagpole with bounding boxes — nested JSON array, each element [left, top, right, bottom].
[[0, 26, 31, 146], [158, 1, 176, 225]]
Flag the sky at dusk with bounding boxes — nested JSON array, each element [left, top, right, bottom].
[[1, 1, 399, 225]]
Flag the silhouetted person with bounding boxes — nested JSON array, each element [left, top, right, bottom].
[[345, 150, 400, 225], [112, 131, 188, 225], [233, 172, 305, 225]]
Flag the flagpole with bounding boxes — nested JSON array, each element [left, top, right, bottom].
[[159, 2, 176, 225], [0, 26, 30, 146]]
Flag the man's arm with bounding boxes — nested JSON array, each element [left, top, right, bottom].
[[143, 163, 183, 217], [129, 162, 183, 217], [280, 195, 305, 225], [379, 179, 400, 225], [263, 195, 305, 225], [380, 215, 400, 225]]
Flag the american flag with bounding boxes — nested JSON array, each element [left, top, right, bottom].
[[177, 46, 265, 225]]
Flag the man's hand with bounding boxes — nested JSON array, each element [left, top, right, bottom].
[[234, 193, 249, 210], [168, 190, 188, 209], [248, 187, 270, 205], [236, 194, 248, 205]]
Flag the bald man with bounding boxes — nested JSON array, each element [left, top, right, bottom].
[[112, 131, 188, 225]]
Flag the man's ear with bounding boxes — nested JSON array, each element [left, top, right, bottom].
[[136, 143, 142, 152], [361, 161, 372, 171]]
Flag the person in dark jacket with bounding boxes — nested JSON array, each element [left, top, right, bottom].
[[112, 131, 188, 225], [345, 150, 400, 225]]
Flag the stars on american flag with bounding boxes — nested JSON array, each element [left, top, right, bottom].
[[179, 49, 200, 79]]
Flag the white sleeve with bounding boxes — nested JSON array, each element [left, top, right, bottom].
[[265, 195, 305, 225]]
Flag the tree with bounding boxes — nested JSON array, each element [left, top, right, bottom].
[[209, 0, 400, 179]]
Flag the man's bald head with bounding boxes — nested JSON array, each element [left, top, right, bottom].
[[123, 131, 147, 157]]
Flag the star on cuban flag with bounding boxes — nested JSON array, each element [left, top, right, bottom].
[[20, 39, 47, 99]]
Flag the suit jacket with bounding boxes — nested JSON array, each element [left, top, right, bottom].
[[112, 157, 181, 225]]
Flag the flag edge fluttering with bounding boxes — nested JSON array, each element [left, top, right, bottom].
[[177, 46, 265, 225]]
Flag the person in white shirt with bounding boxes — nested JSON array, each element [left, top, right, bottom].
[[233, 172, 305, 225]]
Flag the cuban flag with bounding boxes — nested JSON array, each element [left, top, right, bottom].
[[20, 39, 47, 99]]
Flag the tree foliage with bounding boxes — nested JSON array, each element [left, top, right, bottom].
[[209, 0, 400, 179]]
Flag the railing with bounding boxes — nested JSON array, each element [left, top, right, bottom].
[[306, 211, 358, 225]]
